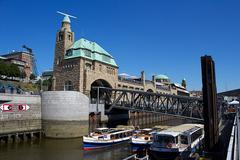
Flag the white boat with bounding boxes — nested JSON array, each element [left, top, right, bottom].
[[149, 124, 204, 160], [130, 128, 156, 152], [131, 128, 155, 146], [83, 127, 133, 150]]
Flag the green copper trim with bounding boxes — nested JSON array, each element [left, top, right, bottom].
[[64, 38, 118, 67], [156, 74, 169, 79]]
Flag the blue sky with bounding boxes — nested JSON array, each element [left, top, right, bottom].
[[0, 0, 239, 92]]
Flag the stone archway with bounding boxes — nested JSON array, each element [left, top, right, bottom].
[[89, 79, 112, 130], [90, 79, 112, 102], [146, 89, 154, 92]]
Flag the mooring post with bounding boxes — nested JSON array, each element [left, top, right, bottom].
[[97, 87, 99, 113], [201, 55, 219, 154]]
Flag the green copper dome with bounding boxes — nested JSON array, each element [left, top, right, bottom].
[[64, 38, 117, 67], [63, 15, 71, 23], [156, 74, 169, 79]]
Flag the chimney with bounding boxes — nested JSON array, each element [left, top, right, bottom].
[[141, 71, 145, 86], [152, 75, 156, 87]]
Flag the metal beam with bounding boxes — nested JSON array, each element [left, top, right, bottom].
[[92, 87, 204, 121]]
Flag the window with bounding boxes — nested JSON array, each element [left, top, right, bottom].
[[155, 135, 175, 147], [180, 135, 188, 144], [64, 81, 73, 91], [84, 50, 92, 58], [85, 63, 92, 70], [59, 33, 63, 41], [66, 50, 73, 56], [56, 58, 60, 65], [102, 55, 110, 62], [191, 129, 203, 143], [68, 33, 72, 41]]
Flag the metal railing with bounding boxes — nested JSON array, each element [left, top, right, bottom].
[[92, 87, 204, 121], [226, 108, 240, 160], [122, 154, 149, 160]]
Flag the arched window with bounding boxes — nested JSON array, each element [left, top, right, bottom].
[[64, 81, 73, 91]]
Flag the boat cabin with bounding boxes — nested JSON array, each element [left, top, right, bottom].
[[153, 124, 204, 149]]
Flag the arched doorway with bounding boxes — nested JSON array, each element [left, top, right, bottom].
[[90, 79, 112, 103], [89, 79, 112, 130], [146, 89, 154, 92]]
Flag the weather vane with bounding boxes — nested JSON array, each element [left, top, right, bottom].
[[57, 11, 77, 22]]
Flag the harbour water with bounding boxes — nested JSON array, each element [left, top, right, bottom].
[[0, 119, 193, 160], [0, 138, 132, 160]]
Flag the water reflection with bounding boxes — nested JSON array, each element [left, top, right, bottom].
[[0, 138, 132, 160]]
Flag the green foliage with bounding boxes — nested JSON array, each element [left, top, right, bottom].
[[42, 76, 53, 91], [0, 60, 21, 79], [20, 71, 26, 79], [30, 73, 36, 80]]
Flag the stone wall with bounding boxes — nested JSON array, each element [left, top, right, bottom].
[[0, 93, 41, 134], [41, 91, 89, 138]]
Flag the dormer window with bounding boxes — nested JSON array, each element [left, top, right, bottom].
[[66, 49, 73, 56]]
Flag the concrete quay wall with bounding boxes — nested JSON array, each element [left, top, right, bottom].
[[0, 93, 41, 134], [41, 91, 89, 138]]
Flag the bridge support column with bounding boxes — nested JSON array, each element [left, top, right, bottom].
[[201, 55, 219, 153]]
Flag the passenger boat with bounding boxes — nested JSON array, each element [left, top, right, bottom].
[[83, 127, 133, 150], [149, 124, 204, 160], [130, 128, 155, 152], [131, 128, 155, 146]]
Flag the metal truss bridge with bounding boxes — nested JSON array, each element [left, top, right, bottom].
[[92, 87, 204, 121]]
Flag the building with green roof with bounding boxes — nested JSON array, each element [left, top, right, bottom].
[[52, 15, 189, 98]]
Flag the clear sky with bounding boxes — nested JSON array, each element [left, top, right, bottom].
[[0, 0, 239, 92]]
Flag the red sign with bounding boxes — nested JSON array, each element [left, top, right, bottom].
[[18, 104, 30, 111], [0, 104, 13, 112]]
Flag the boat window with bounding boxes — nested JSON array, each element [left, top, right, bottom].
[[155, 135, 175, 147], [180, 135, 188, 145], [110, 135, 114, 139], [191, 129, 203, 142]]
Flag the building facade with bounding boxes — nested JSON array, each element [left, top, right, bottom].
[[53, 16, 189, 97], [1, 51, 35, 81]]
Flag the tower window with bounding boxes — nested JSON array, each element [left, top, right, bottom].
[[64, 81, 73, 91], [59, 33, 63, 41], [85, 63, 92, 70], [68, 33, 72, 41]]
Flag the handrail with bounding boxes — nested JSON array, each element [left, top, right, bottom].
[[122, 154, 149, 160], [226, 116, 236, 160]]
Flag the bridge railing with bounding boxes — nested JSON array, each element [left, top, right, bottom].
[[92, 87, 204, 121], [226, 108, 240, 160]]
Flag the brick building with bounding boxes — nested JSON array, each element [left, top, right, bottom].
[[52, 15, 189, 97], [1, 51, 35, 81]]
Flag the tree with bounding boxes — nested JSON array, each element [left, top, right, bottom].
[[0, 60, 7, 78], [9, 64, 20, 78], [20, 71, 26, 79], [42, 76, 53, 91], [30, 73, 36, 80]]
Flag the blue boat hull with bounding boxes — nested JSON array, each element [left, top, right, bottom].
[[83, 139, 129, 150]]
